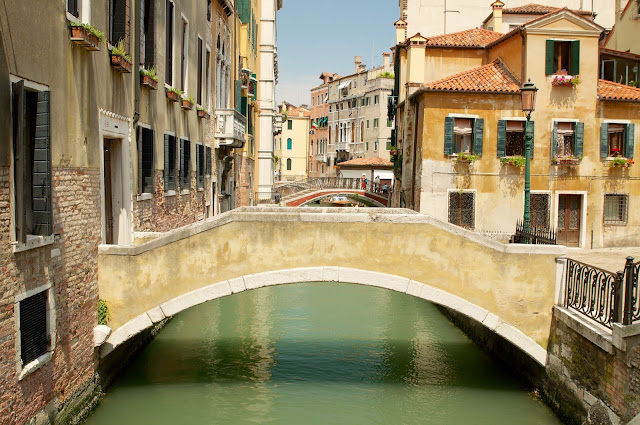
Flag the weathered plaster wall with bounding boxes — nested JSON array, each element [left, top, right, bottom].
[[98, 208, 565, 351], [487, 33, 523, 81], [423, 48, 485, 84]]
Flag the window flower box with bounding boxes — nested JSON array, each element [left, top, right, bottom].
[[453, 152, 478, 164], [197, 107, 209, 119], [553, 154, 582, 165], [140, 68, 158, 90], [181, 95, 194, 110], [607, 157, 634, 168], [500, 155, 525, 167], [166, 87, 182, 102], [551, 74, 580, 87], [110, 40, 131, 73], [390, 149, 398, 155], [69, 23, 104, 51]]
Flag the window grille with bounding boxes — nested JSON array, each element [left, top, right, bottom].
[[531, 193, 550, 228], [20, 291, 48, 365], [448, 191, 475, 229], [603, 194, 628, 225]]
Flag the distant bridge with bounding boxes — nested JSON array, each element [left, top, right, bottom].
[[97, 208, 566, 366]]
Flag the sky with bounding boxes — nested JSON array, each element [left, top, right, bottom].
[[275, 0, 398, 106]]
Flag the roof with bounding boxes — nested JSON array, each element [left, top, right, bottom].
[[419, 59, 520, 94], [598, 80, 640, 102], [424, 28, 503, 48], [502, 3, 595, 16], [600, 48, 640, 61], [337, 157, 393, 168]]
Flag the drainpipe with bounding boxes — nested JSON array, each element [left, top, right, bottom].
[[133, 0, 141, 128], [520, 28, 525, 83], [411, 101, 419, 211]]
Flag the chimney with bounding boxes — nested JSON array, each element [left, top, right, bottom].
[[354, 56, 362, 73], [394, 20, 407, 45], [358, 64, 366, 73], [491, 0, 505, 33], [382, 52, 391, 70], [407, 34, 427, 85]]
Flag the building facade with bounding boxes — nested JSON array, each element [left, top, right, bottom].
[[308, 73, 333, 178], [392, 8, 640, 248], [276, 103, 310, 181]]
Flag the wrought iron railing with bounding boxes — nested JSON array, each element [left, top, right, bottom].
[[269, 177, 393, 204], [511, 220, 557, 245], [255, 191, 276, 204], [564, 256, 640, 328]]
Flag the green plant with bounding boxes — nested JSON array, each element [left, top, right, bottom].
[[97, 300, 109, 325], [196, 104, 205, 111], [140, 66, 158, 82], [377, 72, 394, 79], [167, 86, 183, 96], [500, 155, 526, 167], [110, 39, 131, 62], [183, 94, 195, 104], [70, 21, 105, 42], [454, 152, 478, 163], [274, 155, 279, 164], [553, 154, 582, 164], [609, 157, 635, 167]]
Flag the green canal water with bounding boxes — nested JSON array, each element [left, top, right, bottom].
[[85, 282, 563, 425]]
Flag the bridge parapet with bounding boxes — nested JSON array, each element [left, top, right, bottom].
[[98, 207, 566, 362]]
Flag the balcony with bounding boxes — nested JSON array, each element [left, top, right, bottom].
[[273, 114, 283, 135], [335, 142, 350, 152], [315, 153, 327, 162], [215, 109, 246, 148]]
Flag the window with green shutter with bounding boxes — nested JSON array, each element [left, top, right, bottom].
[[545, 40, 580, 75], [164, 134, 177, 191], [553, 122, 581, 158], [444, 117, 481, 155], [180, 138, 191, 190], [138, 127, 154, 194], [602, 123, 635, 158]]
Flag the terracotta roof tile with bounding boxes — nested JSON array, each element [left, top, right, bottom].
[[598, 79, 640, 102], [425, 28, 503, 48], [338, 157, 393, 167], [421, 60, 520, 94], [502, 3, 594, 15]]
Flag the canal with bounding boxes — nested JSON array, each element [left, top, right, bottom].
[[85, 282, 562, 424]]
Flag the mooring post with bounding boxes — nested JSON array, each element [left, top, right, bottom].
[[622, 256, 634, 326], [613, 270, 624, 324]]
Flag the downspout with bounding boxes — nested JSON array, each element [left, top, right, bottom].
[[133, 0, 141, 127], [520, 28, 525, 84], [411, 100, 419, 211]]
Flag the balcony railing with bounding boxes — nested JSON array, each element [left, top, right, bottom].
[[315, 153, 326, 162], [335, 142, 350, 152], [215, 108, 246, 148]]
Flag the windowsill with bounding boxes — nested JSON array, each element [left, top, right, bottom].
[[13, 235, 55, 253], [65, 12, 80, 23], [180, 189, 190, 195], [197, 187, 204, 192], [137, 193, 153, 201], [165, 190, 178, 197], [603, 222, 628, 227], [19, 351, 53, 381]]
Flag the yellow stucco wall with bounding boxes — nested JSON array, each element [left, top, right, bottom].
[[605, 1, 640, 55], [98, 210, 563, 348], [487, 34, 523, 82], [423, 48, 485, 84]]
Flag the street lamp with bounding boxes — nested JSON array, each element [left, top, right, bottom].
[[520, 79, 538, 238]]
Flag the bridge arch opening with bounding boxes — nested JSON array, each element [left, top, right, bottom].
[[99, 267, 547, 367]]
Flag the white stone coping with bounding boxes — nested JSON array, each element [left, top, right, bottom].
[[553, 307, 614, 354], [98, 207, 567, 258], [287, 189, 387, 207], [99, 267, 547, 366]]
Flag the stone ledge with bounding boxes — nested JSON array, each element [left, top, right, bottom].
[[553, 307, 613, 354]]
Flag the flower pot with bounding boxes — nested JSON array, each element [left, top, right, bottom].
[[110, 54, 132, 73], [140, 74, 158, 90], [70, 26, 101, 51], [197, 109, 210, 119], [555, 159, 581, 166], [181, 100, 194, 110], [166, 89, 181, 102], [390, 149, 398, 155]]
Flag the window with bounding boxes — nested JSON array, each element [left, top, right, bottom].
[[286, 158, 292, 170], [204, 48, 211, 109], [196, 143, 205, 189], [360, 122, 364, 142], [387, 119, 393, 128], [444, 117, 484, 156], [448, 191, 475, 229], [361, 98, 365, 107], [366, 120, 370, 129], [603, 194, 628, 225], [164, 134, 177, 191], [552, 121, 583, 158], [165, 0, 174, 85], [17, 287, 53, 368], [180, 139, 190, 190], [141, 0, 155, 68], [207, 0, 212, 21], [374, 119, 379, 128], [311, 97, 315, 106], [138, 127, 154, 194], [600, 55, 640, 88], [287, 120, 292, 130], [109, 0, 129, 47], [600, 123, 635, 158], [386, 141, 392, 150], [12, 81, 53, 242], [366, 142, 369, 151], [374, 95, 379, 104], [545, 40, 580, 75], [287, 138, 292, 150], [67, 0, 80, 18], [197, 37, 203, 105], [375, 140, 379, 150], [531, 193, 550, 228], [366, 97, 370, 106], [497, 120, 529, 157], [206, 146, 212, 176], [180, 17, 188, 92]]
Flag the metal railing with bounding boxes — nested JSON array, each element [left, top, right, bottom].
[[511, 220, 557, 245], [564, 256, 640, 328], [255, 191, 276, 204], [271, 177, 393, 203]]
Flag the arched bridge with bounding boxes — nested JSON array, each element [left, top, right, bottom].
[[272, 177, 392, 206], [97, 207, 566, 365]]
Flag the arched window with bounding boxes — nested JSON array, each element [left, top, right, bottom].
[[351, 122, 355, 143], [286, 158, 292, 170], [287, 138, 292, 150], [361, 122, 364, 142]]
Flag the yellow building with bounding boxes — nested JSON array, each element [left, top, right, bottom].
[[605, 0, 640, 55], [275, 103, 310, 181], [393, 9, 640, 248]]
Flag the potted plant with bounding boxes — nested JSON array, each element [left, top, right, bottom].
[[181, 95, 195, 110], [500, 155, 526, 167], [390, 148, 398, 155], [251, 100, 261, 113], [240, 68, 251, 89], [551, 74, 580, 87], [609, 157, 634, 168], [453, 152, 478, 164], [69, 21, 104, 51], [166, 86, 182, 102], [610, 147, 622, 157], [140, 67, 158, 89], [196, 105, 209, 119], [553, 154, 582, 165], [110, 39, 132, 73]]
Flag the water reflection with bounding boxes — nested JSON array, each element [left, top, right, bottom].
[[86, 282, 562, 425]]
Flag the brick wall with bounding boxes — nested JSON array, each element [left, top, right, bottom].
[[0, 166, 101, 425], [133, 171, 207, 232], [235, 156, 254, 207]]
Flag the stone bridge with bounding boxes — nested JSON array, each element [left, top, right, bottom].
[[97, 207, 566, 365]]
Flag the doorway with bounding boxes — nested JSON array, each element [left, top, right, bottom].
[[102, 136, 132, 245], [557, 194, 582, 247], [103, 140, 114, 244]]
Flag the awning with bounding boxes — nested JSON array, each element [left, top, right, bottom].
[[338, 80, 351, 90]]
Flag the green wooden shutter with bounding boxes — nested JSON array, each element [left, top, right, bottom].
[[206, 146, 212, 176], [545, 40, 555, 75], [600, 123, 609, 158], [551, 122, 558, 158], [137, 126, 143, 194], [164, 134, 170, 189], [33, 91, 52, 236], [444, 117, 454, 156], [235, 80, 242, 113], [497, 120, 506, 157], [570, 40, 580, 75], [473, 118, 484, 156], [526, 120, 535, 158], [574, 122, 584, 157], [626, 123, 635, 158], [12, 81, 27, 242]]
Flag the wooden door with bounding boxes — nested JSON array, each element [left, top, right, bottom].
[[558, 194, 581, 247], [104, 141, 114, 244]]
